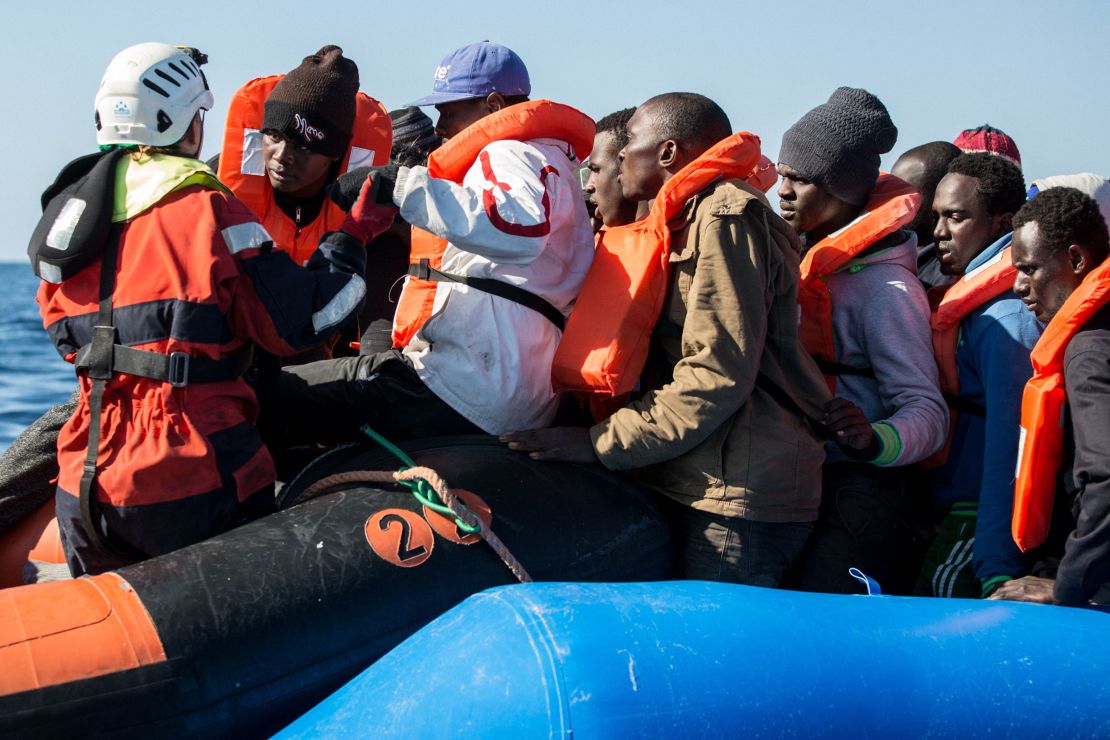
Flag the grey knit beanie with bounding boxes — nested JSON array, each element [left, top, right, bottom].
[[778, 87, 898, 206], [389, 108, 441, 157]]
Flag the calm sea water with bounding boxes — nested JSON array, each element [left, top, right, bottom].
[[0, 263, 75, 453]]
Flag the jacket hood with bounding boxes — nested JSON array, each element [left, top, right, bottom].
[[965, 231, 1014, 274], [28, 149, 126, 284], [839, 228, 917, 273]]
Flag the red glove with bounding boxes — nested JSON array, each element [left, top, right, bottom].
[[339, 170, 399, 244]]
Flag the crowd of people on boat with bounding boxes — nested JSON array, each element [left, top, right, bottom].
[[3, 40, 1108, 609]]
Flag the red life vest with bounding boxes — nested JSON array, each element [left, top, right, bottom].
[[923, 245, 1017, 466], [550, 132, 763, 407], [390, 99, 595, 349], [1013, 258, 1110, 551], [797, 174, 920, 391], [217, 75, 391, 265]]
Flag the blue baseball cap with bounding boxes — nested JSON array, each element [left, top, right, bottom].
[[405, 41, 530, 107]]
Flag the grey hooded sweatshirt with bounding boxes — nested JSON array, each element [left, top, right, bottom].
[[824, 231, 948, 466]]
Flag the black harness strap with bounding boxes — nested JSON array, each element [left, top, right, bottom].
[[78, 227, 147, 560], [814, 356, 985, 418], [815, 357, 875, 378], [408, 259, 566, 331], [74, 343, 252, 387], [753, 373, 835, 441]]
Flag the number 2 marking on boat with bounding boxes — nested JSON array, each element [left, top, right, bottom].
[[365, 509, 434, 567]]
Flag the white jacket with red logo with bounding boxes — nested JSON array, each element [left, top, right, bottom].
[[394, 137, 594, 434]]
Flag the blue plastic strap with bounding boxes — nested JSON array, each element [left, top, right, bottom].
[[848, 567, 882, 596]]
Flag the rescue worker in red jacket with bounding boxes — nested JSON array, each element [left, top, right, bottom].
[[988, 186, 1110, 605], [28, 43, 393, 576]]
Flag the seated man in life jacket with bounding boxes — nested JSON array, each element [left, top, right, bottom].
[[772, 87, 948, 594], [989, 187, 1110, 606], [917, 152, 1041, 598], [891, 141, 962, 291], [504, 93, 832, 587], [264, 41, 596, 444], [28, 43, 391, 576], [584, 108, 640, 233]]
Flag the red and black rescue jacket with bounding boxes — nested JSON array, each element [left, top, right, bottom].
[[37, 154, 367, 510]]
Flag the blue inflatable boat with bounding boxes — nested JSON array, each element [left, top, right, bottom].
[[280, 580, 1110, 738]]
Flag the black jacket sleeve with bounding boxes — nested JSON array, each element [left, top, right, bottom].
[[1054, 310, 1110, 604]]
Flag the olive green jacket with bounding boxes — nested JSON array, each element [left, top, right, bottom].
[[590, 179, 831, 522]]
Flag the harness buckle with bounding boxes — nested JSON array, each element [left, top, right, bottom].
[[412, 258, 432, 281], [167, 352, 190, 387], [87, 325, 117, 380]]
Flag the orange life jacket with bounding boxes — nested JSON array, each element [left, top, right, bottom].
[[931, 246, 1017, 396], [797, 174, 920, 391], [217, 75, 391, 265], [550, 132, 763, 407], [922, 245, 1017, 466], [390, 99, 595, 349], [1012, 259, 1110, 551]]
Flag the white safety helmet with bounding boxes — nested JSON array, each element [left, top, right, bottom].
[[94, 42, 213, 147]]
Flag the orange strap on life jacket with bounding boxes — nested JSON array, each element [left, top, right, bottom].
[[746, 155, 778, 194], [797, 174, 920, 391], [390, 100, 595, 349], [217, 75, 391, 264], [1013, 259, 1110, 551], [550, 132, 763, 405]]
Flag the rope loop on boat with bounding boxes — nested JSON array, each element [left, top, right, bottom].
[[362, 425, 532, 583]]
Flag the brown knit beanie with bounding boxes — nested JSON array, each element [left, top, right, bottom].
[[263, 45, 359, 158]]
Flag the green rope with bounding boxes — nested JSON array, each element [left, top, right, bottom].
[[359, 425, 480, 534]]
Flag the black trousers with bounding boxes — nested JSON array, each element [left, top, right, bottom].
[[257, 350, 483, 450], [786, 462, 911, 594]]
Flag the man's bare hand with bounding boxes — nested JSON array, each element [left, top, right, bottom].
[[823, 397, 875, 451], [500, 427, 598, 463], [986, 576, 1056, 604]]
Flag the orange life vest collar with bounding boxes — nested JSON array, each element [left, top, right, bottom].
[[551, 132, 763, 404], [428, 99, 594, 182], [1014, 258, 1110, 551], [654, 132, 766, 226], [391, 100, 595, 349], [797, 174, 920, 383], [217, 75, 391, 264]]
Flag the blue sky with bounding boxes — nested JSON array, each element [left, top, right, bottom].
[[2, 0, 1107, 262]]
